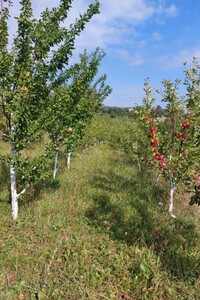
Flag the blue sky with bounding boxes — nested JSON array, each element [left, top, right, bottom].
[[7, 0, 200, 107]]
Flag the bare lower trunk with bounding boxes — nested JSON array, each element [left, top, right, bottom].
[[83, 144, 88, 153], [67, 152, 71, 169], [155, 173, 161, 186], [169, 180, 176, 218], [136, 155, 141, 172], [10, 148, 29, 220], [9, 115, 29, 220], [53, 150, 59, 180], [10, 151, 18, 221], [136, 142, 141, 171]]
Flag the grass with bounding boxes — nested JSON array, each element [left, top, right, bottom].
[[0, 142, 200, 299]]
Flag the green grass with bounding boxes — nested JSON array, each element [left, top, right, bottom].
[[0, 143, 200, 299]]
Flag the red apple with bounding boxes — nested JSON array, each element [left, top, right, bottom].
[[145, 117, 151, 123], [159, 162, 165, 169], [182, 123, 190, 128], [182, 133, 187, 139], [153, 138, 159, 144], [150, 126, 156, 132], [175, 133, 181, 138], [154, 152, 161, 160]]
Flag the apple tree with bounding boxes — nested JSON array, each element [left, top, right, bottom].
[[43, 48, 112, 177], [136, 60, 200, 217], [0, 0, 100, 220]]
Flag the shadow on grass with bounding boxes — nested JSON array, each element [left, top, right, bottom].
[[86, 157, 200, 284], [20, 178, 61, 208], [0, 161, 11, 203], [0, 156, 62, 205]]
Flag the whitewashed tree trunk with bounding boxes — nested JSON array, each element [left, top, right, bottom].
[[53, 149, 59, 180], [169, 179, 176, 218], [168, 153, 176, 218], [10, 149, 18, 221], [9, 116, 19, 220], [67, 152, 71, 169], [10, 149, 29, 220]]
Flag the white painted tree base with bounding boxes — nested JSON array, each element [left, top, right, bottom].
[[169, 184, 176, 218], [53, 150, 59, 180], [67, 152, 71, 169], [10, 161, 29, 220]]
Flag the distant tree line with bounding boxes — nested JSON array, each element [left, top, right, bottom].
[[101, 106, 131, 117], [101, 105, 165, 118]]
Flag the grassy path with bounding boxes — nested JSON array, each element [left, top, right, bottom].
[[0, 144, 200, 299]]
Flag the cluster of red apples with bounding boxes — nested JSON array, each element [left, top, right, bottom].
[[145, 117, 190, 169]]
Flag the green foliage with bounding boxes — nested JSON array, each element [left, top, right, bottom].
[[189, 185, 200, 206], [0, 0, 105, 214], [0, 0, 100, 148], [81, 113, 137, 153], [43, 47, 112, 154]]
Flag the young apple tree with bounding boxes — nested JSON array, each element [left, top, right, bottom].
[[183, 59, 200, 205], [137, 60, 200, 217], [0, 0, 100, 220], [43, 48, 112, 177], [64, 70, 112, 168]]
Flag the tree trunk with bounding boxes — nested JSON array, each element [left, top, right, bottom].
[[10, 149, 18, 221], [135, 142, 141, 171], [83, 143, 88, 153], [136, 155, 141, 172], [67, 152, 71, 169], [155, 173, 161, 186], [10, 149, 30, 220], [53, 149, 59, 179], [169, 180, 176, 218]]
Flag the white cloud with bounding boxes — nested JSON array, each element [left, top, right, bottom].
[[7, 0, 178, 51], [130, 54, 144, 66], [115, 49, 130, 60], [74, 0, 178, 50], [165, 4, 178, 17], [156, 47, 200, 69], [153, 2, 178, 25], [99, 0, 154, 23], [156, 3, 177, 17], [114, 49, 144, 67], [152, 32, 162, 41]]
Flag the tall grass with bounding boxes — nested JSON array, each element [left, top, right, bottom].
[[0, 132, 199, 299]]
